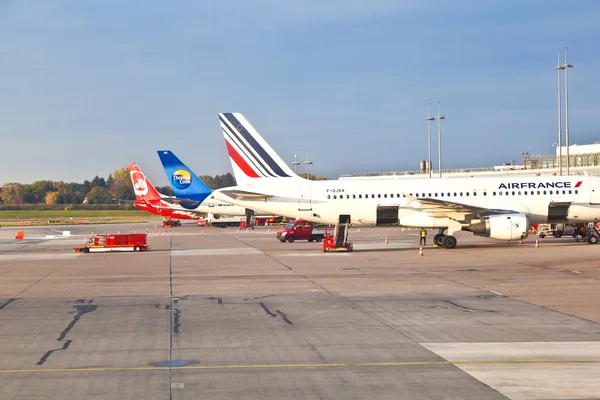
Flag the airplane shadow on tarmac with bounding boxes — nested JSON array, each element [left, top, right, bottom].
[[351, 240, 590, 253]]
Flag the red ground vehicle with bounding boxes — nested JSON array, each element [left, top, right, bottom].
[[255, 216, 283, 226], [276, 220, 324, 243], [240, 218, 255, 229], [162, 218, 181, 228], [322, 227, 353, 252], [322, 215, 353, 252], [197, 218, 208, 227], [74, 234, 149, 253]]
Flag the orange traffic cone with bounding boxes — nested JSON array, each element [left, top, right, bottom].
[[535, 240, 539, 248], [519, 240, 522, 245], [371, 228, 374, 232], [385, 236, 389, 244], [419, 246, 424, 256]]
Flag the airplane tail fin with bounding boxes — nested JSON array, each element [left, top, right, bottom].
[[128, 163, 163, 202], [219, 113, 302, 185], [157, 150, 212, 202]]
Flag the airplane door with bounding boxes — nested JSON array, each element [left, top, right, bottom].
[[298, 185, 312, 211]]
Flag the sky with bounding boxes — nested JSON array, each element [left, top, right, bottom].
[[1, 0, 600, 186]]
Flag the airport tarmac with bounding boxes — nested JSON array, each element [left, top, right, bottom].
[[1, 222, 600, 399]]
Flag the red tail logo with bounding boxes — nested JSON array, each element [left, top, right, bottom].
[[131, 171, 148, 196]]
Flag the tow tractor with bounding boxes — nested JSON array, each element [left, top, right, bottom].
[[74, 233, 149, 253], [538, 222, 600, 244], [322, 215, 353, 252], [576, 222, 600, 244]]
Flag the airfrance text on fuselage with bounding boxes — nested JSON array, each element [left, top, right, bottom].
[[498, 181, 582, 190]]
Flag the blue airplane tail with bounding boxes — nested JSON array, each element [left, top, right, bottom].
[[157, 150, 212, 203]]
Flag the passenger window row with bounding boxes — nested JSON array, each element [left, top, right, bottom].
[[326, 189, 579, 200]]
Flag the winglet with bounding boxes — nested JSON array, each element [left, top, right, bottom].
[[403, 192, 419, 206]]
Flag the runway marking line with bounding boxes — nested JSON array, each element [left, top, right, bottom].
[[2, 359, 600, 374]]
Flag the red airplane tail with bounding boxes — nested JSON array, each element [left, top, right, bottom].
[[128, 163, 163, 202]]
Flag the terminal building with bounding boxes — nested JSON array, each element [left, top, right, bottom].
[[341, 143, 600, 179]]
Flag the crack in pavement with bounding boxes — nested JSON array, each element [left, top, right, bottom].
[[36, 301, 97, 366]]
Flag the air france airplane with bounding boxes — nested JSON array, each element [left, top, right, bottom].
[[212, 112, 600, 249]]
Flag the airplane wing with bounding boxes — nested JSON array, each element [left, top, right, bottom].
[[403, 193, 520, 221], [147, 204, 207, 217], [159, 197, 203, 208], [218, 189, 274, 202]]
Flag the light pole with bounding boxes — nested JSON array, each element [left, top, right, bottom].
[[563, 47, 573, 175], [521, 151, 530, 169], [556, 49, 565, 176], [426, 104, 434, 178], [552, 143, 559, 168], [304, 149, 313, 178], [292, 152, 300, 174], [434, 102, 445, 178]]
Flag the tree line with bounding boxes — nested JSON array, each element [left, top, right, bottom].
[[0, 169, 238, 205]]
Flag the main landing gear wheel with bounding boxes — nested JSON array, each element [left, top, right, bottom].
[[442, 235, 457, 249], [588, 235, 598, 244], [434, 233, 446, 246]]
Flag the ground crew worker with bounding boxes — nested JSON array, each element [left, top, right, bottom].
[[420, 228, 427, 245]]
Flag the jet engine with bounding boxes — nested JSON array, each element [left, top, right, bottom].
[[469, 213, 529, 241]]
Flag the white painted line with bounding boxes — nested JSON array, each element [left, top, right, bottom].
[[0, 253, 81, 261], [354, 243, 413, 250], [171, 248, 261, 257], [488, 290, 504, 296]]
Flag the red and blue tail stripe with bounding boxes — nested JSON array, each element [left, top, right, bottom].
[[220, 113, 292, 179]]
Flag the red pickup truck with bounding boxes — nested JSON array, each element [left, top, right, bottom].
[[276, 219, 324, 243]]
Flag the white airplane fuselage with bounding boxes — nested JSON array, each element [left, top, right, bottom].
[[213, 175, 600, 228], [163, 197, 268, 218]]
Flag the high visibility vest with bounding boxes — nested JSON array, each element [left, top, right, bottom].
[[420, 229, 426, 237]]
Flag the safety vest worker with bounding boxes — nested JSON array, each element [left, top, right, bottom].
[[419, 228, 427, 245]]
